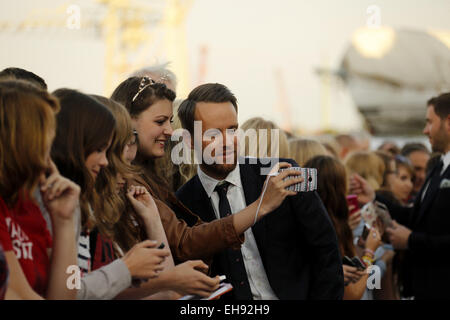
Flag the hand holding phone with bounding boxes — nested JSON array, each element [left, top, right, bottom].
[[343, 256, 356, 267], [374, 201, 393, 228], [279, 167, 318, 192], [351, 257, 366, 271]]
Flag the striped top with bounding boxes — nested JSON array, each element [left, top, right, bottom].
[[77, 228, 91, 275]]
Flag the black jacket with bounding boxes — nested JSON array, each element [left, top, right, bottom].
[[377, 161, 450, 299], [176, 158, 344, 300]]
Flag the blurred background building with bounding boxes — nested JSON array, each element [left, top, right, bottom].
[[1, 0, 449, 144]]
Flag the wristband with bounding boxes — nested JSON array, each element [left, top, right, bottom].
[[362, 255, 374, 267], [364, 248, 375, 257]]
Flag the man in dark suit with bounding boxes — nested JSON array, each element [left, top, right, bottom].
[[351, 93, 450, 299], [175, 83, 344, 300]]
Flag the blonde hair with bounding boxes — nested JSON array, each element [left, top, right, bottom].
[[240, 117, 290, 159], [289, 138, 328, 166], [344, 151, 385, 190], [0, 80, 59, 206]]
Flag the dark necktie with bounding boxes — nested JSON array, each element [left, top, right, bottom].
[[215, 181, 232, 218], [213, 181, 253, 299]]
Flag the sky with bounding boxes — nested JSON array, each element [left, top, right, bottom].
[[1, 0, 450, 134], [185, 0, 450, 133]]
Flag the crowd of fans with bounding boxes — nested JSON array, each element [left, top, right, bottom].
[[0, 65, 449, 300]]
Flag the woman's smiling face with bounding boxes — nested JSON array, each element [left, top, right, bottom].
[[132, 98, 173, 159]]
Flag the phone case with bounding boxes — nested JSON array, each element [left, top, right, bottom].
[[346, 195, 359, 215], [280, 167, 318, 192], [343, 256, 356, 267], [351, 257, 366, 270]]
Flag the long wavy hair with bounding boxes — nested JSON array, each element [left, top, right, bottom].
[[92, 95, 147, 252], [305, 155, 355, 257], [0, 80, 59, 206], [110, 76, 176, 201], [51, 89, 116, 229]]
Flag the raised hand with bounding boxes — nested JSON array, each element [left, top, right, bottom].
[[126, 185, 159, 222], [349, 173, 375, 206], [386, 220, 412, 250], [122, 240, 170, 279], [343, 265, 366, 285], [40, 160, 80, 222], [162, 260, 220, 298], [348, 208, 362, 231], [365, 227, 382, 252], [258, 162, 304, 216]]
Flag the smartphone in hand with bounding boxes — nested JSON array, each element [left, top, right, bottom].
[[346, 194, 359, 216], [343, 256, 356, 267], [351, 257, 366, 271], [279, 167, 318, 192]]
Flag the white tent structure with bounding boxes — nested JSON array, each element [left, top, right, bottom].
[[341, 28, 450, 135]]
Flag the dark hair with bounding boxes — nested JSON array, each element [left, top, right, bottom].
[[427, 93, 450, 119], [178, 83, 238, 135], [111, 77, 176, 201], [110, 76, 175, 118], [395, 154, 415, 184], [0, 67, 47, 90], [304, 155, 355, 257], [377, 141, 400, 156], [400, 142, 430, 157], [51, 89, 116, 224]]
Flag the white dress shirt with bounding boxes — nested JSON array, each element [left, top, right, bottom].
[[197, 164, 278, 300]]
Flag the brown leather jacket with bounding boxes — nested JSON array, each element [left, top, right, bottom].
[[129, 176, 244, 265], [155, 197, 243, 264]]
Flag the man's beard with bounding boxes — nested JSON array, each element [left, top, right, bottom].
[[201, 152, 238, 179], [431, 123, 448, 153]]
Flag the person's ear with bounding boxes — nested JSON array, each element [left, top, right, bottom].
[[445, 114, 450, 133]]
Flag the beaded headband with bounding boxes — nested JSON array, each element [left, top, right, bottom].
[[132, 76, 156, 102]]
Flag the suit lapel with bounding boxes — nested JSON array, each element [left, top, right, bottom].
[[190, 176, 217, 223], [410, 168, 434, 226], [415, 165, 450, 226], [240, 163, 267, 254]]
